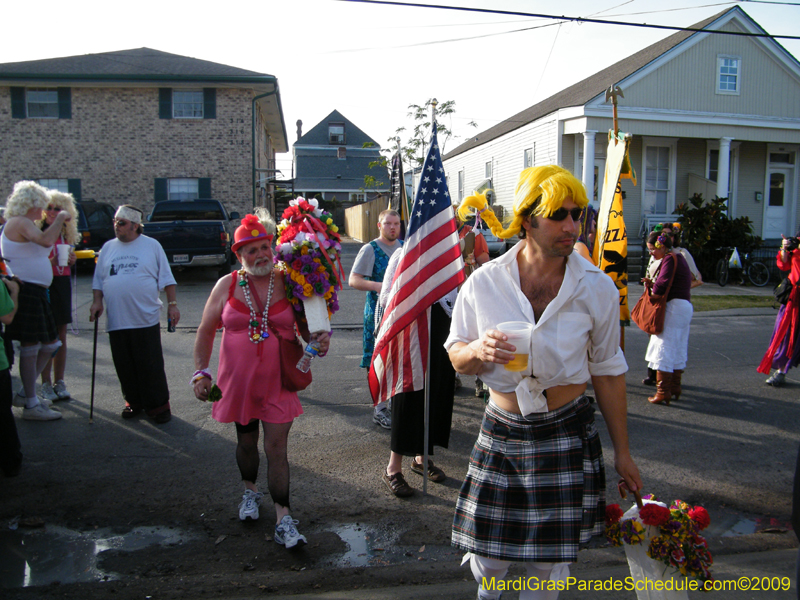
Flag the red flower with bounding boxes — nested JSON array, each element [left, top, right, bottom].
[[639, 503, 672, 527], [689, 506, 711, 530], [605, 504, 623, 525]]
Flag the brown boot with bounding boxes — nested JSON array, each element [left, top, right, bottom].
[[642, 368, 657, 386], [648, 371, 672, 405], [672, 370, 683, 400]]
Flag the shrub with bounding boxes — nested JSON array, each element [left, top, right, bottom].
[[674, 194, 761, 280]]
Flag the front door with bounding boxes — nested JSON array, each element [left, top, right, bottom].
[[764, 167, 794, 240]]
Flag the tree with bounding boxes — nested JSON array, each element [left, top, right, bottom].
[[363, 98, 477, 192]]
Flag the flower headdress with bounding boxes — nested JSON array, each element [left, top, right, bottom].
[[275, 197, 343, 318], [654, 234, 668, 249]]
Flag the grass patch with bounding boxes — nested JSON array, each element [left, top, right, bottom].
[[692, 295, 777, 312]]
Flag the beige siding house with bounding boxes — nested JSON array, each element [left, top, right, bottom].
[[442, 7, 800, 243], [0, 48, 288, 218]]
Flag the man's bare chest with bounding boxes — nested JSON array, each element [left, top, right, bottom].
[[520, 279, 561, 322]]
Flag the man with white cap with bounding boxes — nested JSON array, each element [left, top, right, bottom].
[[90, 204, 179, 424]]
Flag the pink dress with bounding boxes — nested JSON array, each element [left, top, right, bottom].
[[212, 273, 303, 425]]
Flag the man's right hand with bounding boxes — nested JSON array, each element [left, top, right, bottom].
[[89, 301, 103, 322], [470, 329, 516, 365]]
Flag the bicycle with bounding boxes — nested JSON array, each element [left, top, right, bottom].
[[715, 247, 770, 287]]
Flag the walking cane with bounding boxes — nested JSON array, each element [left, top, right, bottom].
[[89, 315, 98, 424]]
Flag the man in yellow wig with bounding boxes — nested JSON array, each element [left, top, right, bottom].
[[447, 165, 642, 600]]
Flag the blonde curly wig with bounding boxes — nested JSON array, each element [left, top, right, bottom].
[[457, 166, 589, 240], [5, 181, 49, 218], [253, 206, 276, 236], [36, 190, 80, 246]]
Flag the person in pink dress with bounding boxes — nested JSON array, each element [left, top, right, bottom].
[[192, 209, 330, 550]]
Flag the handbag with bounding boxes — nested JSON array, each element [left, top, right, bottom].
[[631, 254, 677, 335], [773, 276, 795, 305], [267, 321, 312, 392]]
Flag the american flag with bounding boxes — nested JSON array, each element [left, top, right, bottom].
[[368, 123, 465, 404]]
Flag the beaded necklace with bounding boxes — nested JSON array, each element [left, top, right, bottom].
[[238, 268, 274, 343]]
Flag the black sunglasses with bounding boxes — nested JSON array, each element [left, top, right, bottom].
[[547, 207, 583, 222]]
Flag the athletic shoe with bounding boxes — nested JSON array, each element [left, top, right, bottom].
[[274, 515, 307, 549], [53, 380, 71, 400], [238, 489, 262, 521], [14, 390, 57, 410], [40, 383, 59, 403], [766, 371, 786, 387], [372, 406, 391, 430], [22, 403, 63, 421], [12, 390, 25, 408]]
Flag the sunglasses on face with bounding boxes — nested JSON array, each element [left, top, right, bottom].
[[114, 219, 130, 227], [547, 207, 583, 222], [45, 206, 59, 212]]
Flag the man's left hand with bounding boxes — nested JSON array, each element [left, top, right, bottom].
[[168, 304, 180, 327], [614, 452, 643, 495]]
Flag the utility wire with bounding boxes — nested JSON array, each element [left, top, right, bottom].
[[336, 0, 800, 40]]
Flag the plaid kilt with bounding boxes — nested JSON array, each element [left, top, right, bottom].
[[452, 395, 605, 563], [5, 282, 57, 344]]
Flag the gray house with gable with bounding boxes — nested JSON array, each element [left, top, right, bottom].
[[292, 109, 389, 213]]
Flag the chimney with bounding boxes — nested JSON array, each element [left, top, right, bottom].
[[296, 119, 303, 141]]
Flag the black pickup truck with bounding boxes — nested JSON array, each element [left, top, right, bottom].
[[143, 200, 240, 278]]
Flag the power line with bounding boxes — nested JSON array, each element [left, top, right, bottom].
[[336, 0, 800, 40]]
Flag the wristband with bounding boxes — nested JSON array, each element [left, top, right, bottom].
[[168, 301, 178, 306], [191, 369, 212, 387]]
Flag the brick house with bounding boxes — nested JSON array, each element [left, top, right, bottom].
[[0, 47, 287, 218]]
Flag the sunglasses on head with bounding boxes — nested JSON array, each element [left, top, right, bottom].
[[546, 207, 583, 222]]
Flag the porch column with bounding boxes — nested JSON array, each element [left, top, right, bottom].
[[582, 130, 597, 199], [717, 137, 733, 200]]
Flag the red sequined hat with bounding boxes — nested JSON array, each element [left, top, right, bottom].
[[232, 214, 274, 252]]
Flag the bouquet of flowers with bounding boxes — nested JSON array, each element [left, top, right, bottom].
[[275, 197, 343, 333], [606, 493, 713, 598]]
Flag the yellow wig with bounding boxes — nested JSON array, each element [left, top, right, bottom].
[[457, 166, 588, 240], [36, 190, 80, 246]]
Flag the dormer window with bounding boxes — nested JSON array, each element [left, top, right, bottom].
[[329, 123, 345, 144], [717, 55, 741, 95]]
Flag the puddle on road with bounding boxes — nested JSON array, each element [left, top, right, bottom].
[[326, 523, 398, 568], [0, 523, 198, 589], [704, 511, 792, 538]]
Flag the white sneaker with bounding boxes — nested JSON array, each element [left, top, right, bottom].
[[23, 403, 63, 421], [40, 383, 59, 402], [12, 390, 26, 408], [53, 380, 71, 400], [372, 406, 391, 429], [14, 390, 57, 410], [274, 515, 307, 549], [238, 489, 262, 521]]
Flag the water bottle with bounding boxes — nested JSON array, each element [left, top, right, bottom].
[[167, 317, 175, 333], [296, 341, 320, 373]]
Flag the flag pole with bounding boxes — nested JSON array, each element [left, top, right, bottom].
[[605, 84, 626, 350], [421, 99, 438, 496]]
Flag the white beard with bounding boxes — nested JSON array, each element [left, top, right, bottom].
[[242, 262, 273, 277]]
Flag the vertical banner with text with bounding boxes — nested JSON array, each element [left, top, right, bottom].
[[593, 132, 636, 326]]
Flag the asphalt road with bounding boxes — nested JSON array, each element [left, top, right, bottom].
[[2, 238, 798, 599]]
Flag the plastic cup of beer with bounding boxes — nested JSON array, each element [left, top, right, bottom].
[[56, 244, 70, 267], [496, 321, 533, 372]]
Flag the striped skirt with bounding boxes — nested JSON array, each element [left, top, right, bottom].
[[452, 395, 605, 563]]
